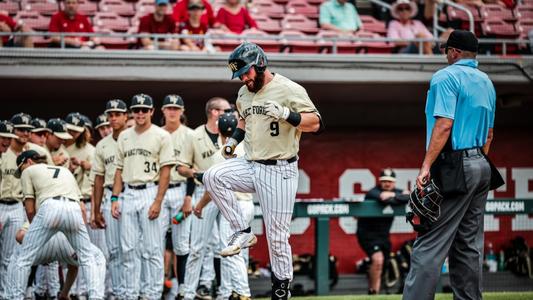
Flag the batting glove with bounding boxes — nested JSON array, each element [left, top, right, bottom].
[[264, 101, 290, 121], [222, 138, 238, 159]]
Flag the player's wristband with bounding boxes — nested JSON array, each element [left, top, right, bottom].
[[286, 111, 301, 127], [186, 177, 196, 196], [231, 128, 245, 144], [110, 195, 119, 202]]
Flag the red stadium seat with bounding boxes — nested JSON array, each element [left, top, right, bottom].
[[272, 0, 289, 5], [286, 0, 319, 20], [355, 31, 394, 54], [281, 14, 319, 35], [249, 1, 285, 20], [481, 4, 516, 22], [316, 30, 358, 54], [516, 19, 533, 38], [481, 19, 519, 38], [95, 27, 131, 49], [515, 4, 533, 19], [21, 0, 59, 17], [99, 0, 135, 17], [307, 0, 326, 6], [359, 15, 387, 36], [59, 0, 97, 17], [446, 4, 483, 22], [0, 1, 20, 16], [241, 28, 281, 52], [135, 0, 155, 16], [14, 11, 50, 31], [93, 12, 130, 32], [280, 29, 319, 53], [208, 29, 242, 52], [253, 14, 282, 34]]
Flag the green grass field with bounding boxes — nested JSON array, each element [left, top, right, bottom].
[[258, 292, 533, 300]]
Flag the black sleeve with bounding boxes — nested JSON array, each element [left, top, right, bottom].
[[383, 190, 410, 205], [186, 177, 196, 196], [364, 187, 381, 201]]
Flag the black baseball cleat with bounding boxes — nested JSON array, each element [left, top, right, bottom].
[[271, 276, 290, 300]]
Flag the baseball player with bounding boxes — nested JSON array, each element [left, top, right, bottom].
[[203, 42, 322, 299], [176, 97, 231, 300], [111, 94, 176, 300], [94, 114, 112, 139], [0, 113, 54, 299], [29, 118, 50, 147], [194, 112, 255, 300], [0, 120, 17, 196], [44, 118, 74, 169], [10, 150, 105, 300], [160, 94, 194, 297], [91, 99, 129, 299]]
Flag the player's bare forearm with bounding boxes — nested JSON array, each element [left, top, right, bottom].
[[177, 165, 195, 178], [298, 113, 321, 132], [112, 169, 124, 196], [79, 202, 88, 224], [59, 264, 78, 300], [155, 165, 172, 204], [422, 117, 453, 170], [93, 175, 105, 212], [197, 191, 212, 210], [24, 198, 36, 223], [483, 128, 494, 155]]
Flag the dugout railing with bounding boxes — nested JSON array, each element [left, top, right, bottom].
[[251, 198, 533, 295]]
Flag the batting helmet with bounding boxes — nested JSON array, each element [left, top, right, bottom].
[[218, 112, 238, 137], [228, 42, 267, 79]]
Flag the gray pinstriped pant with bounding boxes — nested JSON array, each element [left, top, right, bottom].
[[0, 202, 26, 299]]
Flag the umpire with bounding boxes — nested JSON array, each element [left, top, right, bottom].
[[403, 30, 497, 300]]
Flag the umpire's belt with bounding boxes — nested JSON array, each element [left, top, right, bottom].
[[253, 156, 297, 166], [168, 182, 183, 189], [52, 196, 77, 202], [0, 198, 19, 205], [440, 148, 483, 159], [127, 181, 158, 190]]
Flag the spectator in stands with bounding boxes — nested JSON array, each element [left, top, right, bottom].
[[179, 0, 210, 51], [138, 0, 181, 50], [319, 0, 363, 33], [356, 168, 409, 295], [173, 0, 216, 28], [388, 0, 434, 54], [216, 0, 257, 34], [0, 12, 33, 48], [48, 0, 101, 48]]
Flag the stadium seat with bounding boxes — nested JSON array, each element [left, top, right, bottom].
[[272, 0, 289, 5], [359, 15, 387, 36], [94, 27, 131, 49], [515, 4, 533, 20], [21, 0, 59, 17], [249, 1, 285, 20], [286, 0, 319, 20], [93, 12, 130, 32], [446, 4, 483, 22], [280, 29, 319, 53], [60, 0, 98, 17], [32, 34, 51, 47], [135, 0, 155, 15], [253, 14, 282, 34], [281, 14, 319, 35], [316, 30, 358, 54], [516, 19, 533, 38], [0, 1, 20, 16], [14, 11, 50, 31], [307, 0, 326, 6], [481, 19, 519, 38], [99, 0, 136, 17], [241, 28, 281, 52], [481, 4, 516, 22], [355, 31, 394, 54], [208, 28, 242, 52]]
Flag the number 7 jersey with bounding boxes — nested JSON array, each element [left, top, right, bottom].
[[236, 73, 321, 160]]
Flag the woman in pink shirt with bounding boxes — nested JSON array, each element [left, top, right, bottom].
[[215, 0, 257, 34], [387, 0, 434, 54]]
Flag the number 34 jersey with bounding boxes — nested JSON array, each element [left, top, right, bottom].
[[115, 124, 177, 185], [21, 164, 82, 208], [236, 73, 321, 161]]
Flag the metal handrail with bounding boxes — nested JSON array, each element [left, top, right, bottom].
[[434, 0, 475, 37], [368, 0, 392, 10]]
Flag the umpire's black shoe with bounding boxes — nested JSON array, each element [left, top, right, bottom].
[[195, 285, 212, 300], [271, 276, 290, 300]]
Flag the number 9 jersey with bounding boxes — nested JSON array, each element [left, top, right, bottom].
[[236, 73, 321, 160]]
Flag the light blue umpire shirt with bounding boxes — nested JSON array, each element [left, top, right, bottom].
[[425, 59, 496, 150]]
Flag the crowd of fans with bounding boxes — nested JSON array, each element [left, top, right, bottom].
[[0, 0, 531, 53]]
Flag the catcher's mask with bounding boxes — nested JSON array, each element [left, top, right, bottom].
[[406, 180, 443, 233]]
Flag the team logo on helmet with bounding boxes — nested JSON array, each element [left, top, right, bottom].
[[21, 115, 30, 124], [71, 115, 80, 126], [169, 95, 178, 104], [5, 123, 13, 132], [228, 62, 239, 72], [98, 115, 107, 122], [136, 95, 145, 105], [109, 100, 120, 109]]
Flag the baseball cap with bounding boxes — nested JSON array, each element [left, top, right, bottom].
[[15, 150, 46, 178], [47, 118, 73, 140], [379, 168, 396, 182], [81, 115, 93, 130], [162, 94, 185, 109], [94, 114, 110, 129], [0, 121, 18, 139], [130, 94, 154, 109], [156, 0, 169, 5], [105, 99, 128, 114], [10, 113, 33, 129], [440, 29, 478, 53], [65, 112, 86, 133], [30, 118, 51, 133]]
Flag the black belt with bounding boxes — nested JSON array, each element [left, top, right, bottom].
[[104, 186, 124, 193], [127, 181, 158, 190], [80, 198, 91, 203], [168, 182, 183, 189], [52, 196, 77, 202], [253, 156, 297, 166], [441, 148, 483, 159], [0, 199, 19, 205]]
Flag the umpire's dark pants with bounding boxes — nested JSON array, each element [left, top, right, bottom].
[[403, 150, 491, 300]]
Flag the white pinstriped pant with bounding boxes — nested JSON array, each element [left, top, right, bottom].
[[0, 201, 27, 299], [119, 184, 163, 300], [103, 188, 126, 297], [204, 158, 299, 281], [8, 198, 105, 300], [160, 183, 190, 256], [34, 262, 60, 297], [218, 200, 255, 298]]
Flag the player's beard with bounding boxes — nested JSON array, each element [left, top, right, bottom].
[[246, 71, 265, 93]]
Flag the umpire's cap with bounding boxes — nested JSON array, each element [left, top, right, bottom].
[[162, 94, 185, 109], [105, 99, 128, 114], [65, 112, 86, 133], [0, 121, 18, 139], [15, 150, 46, 178], [218, 112, 238, 137], [11, 113, 33, 129], [228, 42, 267, 80]]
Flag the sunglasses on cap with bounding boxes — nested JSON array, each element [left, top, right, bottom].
[[132, 107, 151, 114], [397, 5, 411, 11]]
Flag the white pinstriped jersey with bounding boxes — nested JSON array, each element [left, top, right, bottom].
[[169, 125, 194, 183], [115, 124, 176, 185], [177, 125, 224, 172], [66, 143, 95, 198], [91, 134, 119, 187]]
